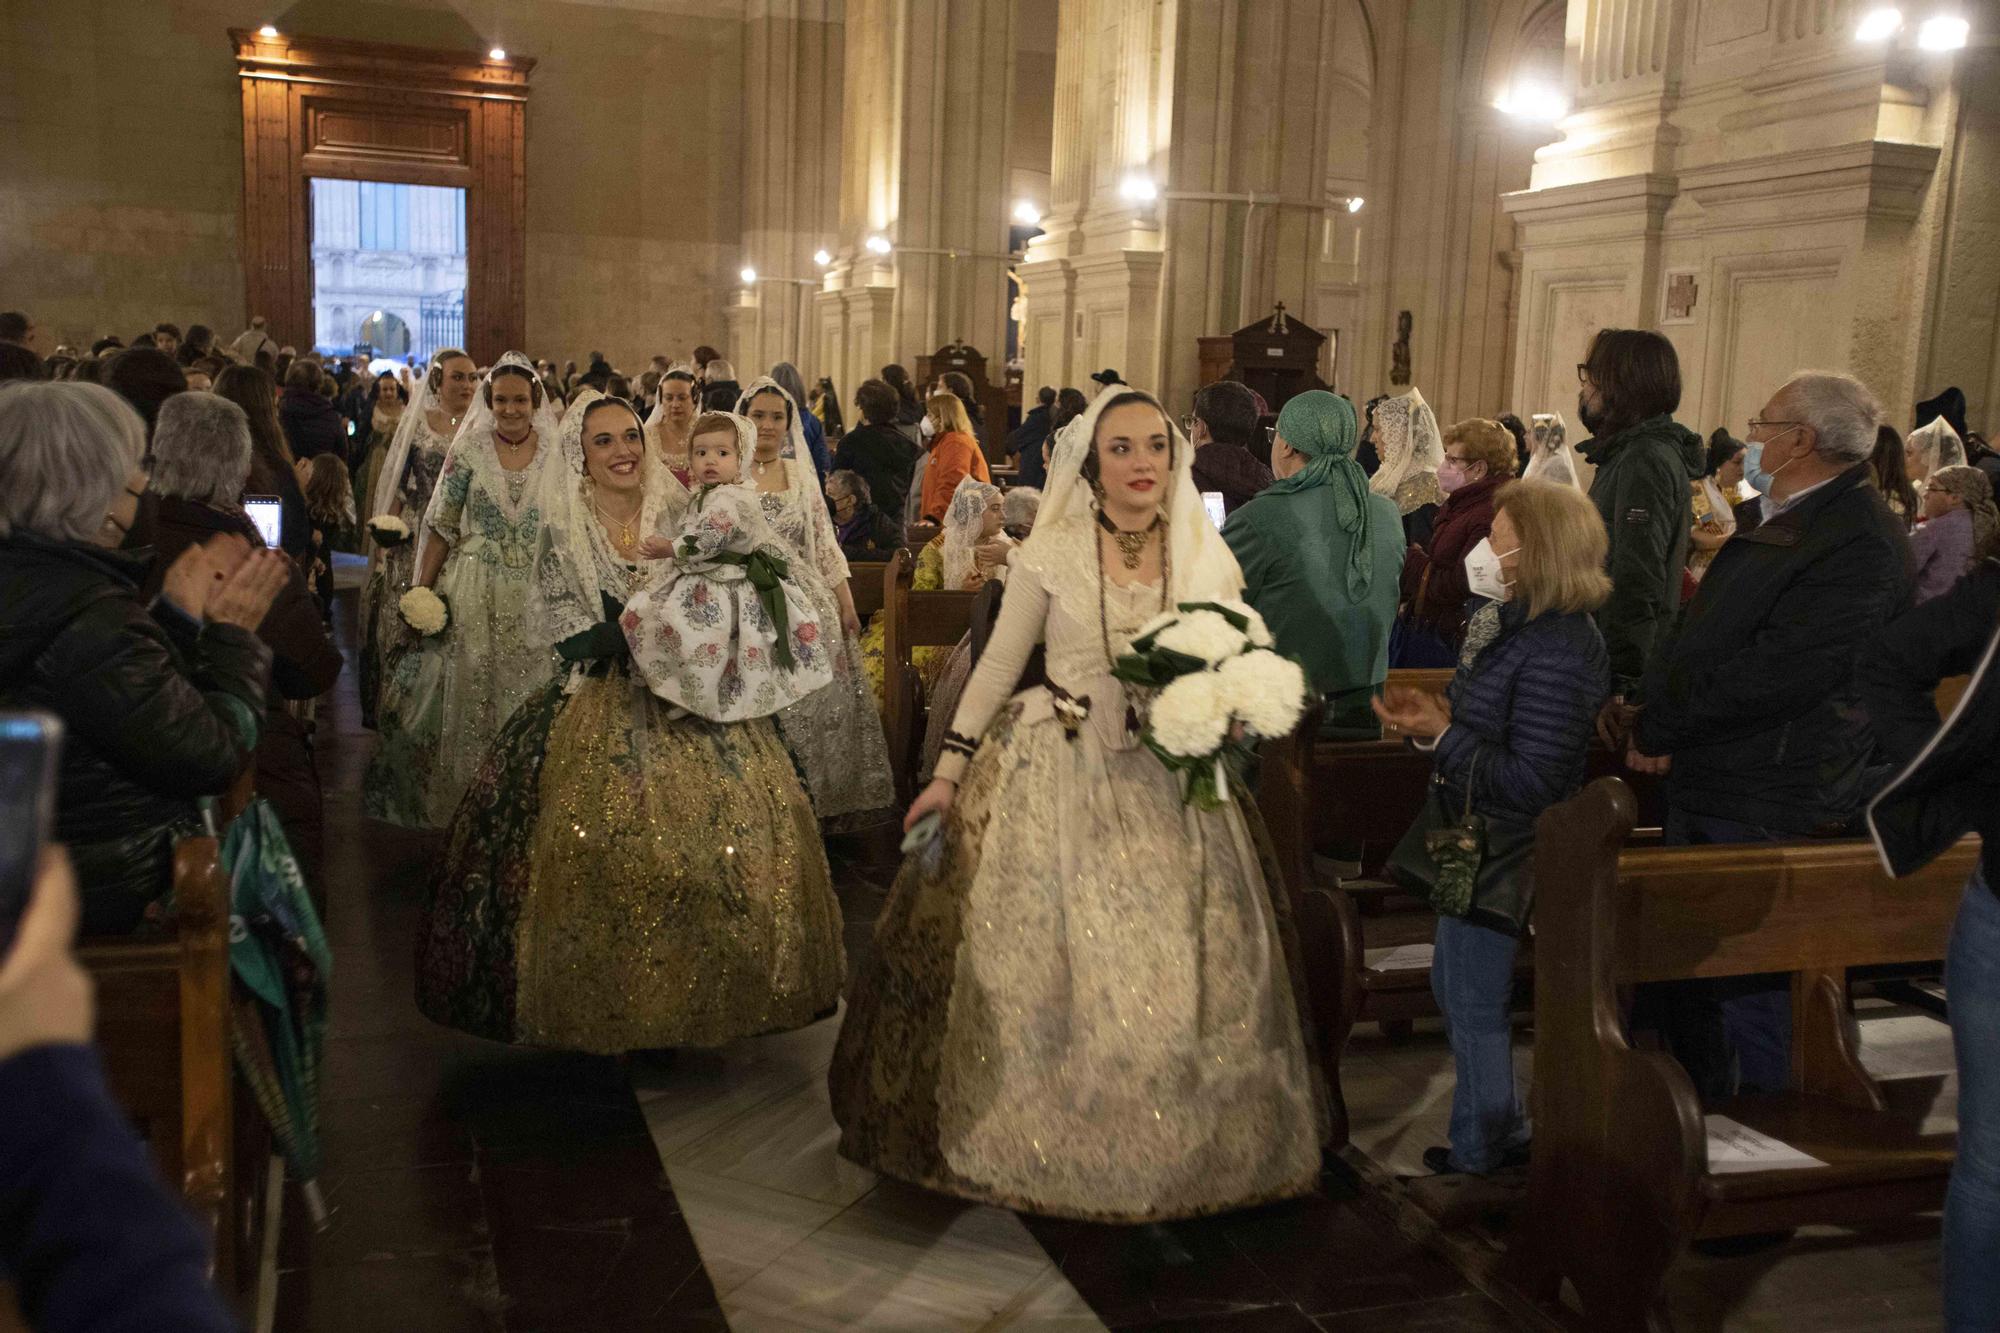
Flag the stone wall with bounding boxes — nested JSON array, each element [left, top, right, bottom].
[[0, 0, 750, 372]]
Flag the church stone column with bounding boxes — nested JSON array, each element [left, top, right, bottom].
[[817, 0, 1015, 400], [734, 0, 843, 377]]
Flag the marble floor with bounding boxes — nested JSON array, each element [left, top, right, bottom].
[[276, 589, 1958, 1331]]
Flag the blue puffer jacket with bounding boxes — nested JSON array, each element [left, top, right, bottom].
[[1433, 601, 1611, 828]]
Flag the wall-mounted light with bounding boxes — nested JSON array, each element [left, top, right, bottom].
[[1854, 6, 1904, 40], [1012, 200, 1042, 227], [258, 23, 279, 36], [1118, 174, 1159, 204], [739, 267, 758, 285], [488, 46, 507, 60], [1346, 196, 1365, 214], [812, 249, 832, 267], [864, 235, 893, 256], [1917, 13, 1969, 49], [1495, 82, 1568, 123]]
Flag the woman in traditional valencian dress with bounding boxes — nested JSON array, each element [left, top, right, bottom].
[[357, 349, 476, 728], [415, 398, 845, 1051], [366, 353, 564, 828], [646, 363, 699, 487], [858, 475, 1010, 706], [737, 375, 896, 830], [830, 386, 1325, 1222]]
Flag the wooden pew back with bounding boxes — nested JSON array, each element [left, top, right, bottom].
[[882, 547, 981, 803], [848, 560, 889, 624], [1516, 776, 1972, 1327]]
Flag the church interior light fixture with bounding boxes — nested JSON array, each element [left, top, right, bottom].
[[1346, 196, 1365, 214], [1495, 82, 1568, 123], [864, 234, 893, 256], [1917, 13, 1969, 49], [1119, 174, 1159, 204], [1012, 200, 1042, 227], [488, 46, 507, 60], [1854, 7, 1904, 40], [812, 249, 832, 267], [258, 23, 279, 36], [739, 266, 758, 285]]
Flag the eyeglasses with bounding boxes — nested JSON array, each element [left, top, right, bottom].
[[1746, 418, 1804, 435], [1575, 364, 1591, 385], [1178, 413, 1196, 437]]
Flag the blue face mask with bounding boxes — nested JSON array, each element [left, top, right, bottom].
[[1743, 429, 1800, 496]]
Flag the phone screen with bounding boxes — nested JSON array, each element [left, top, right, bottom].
[[1202, 491, 1228, 529], [0, 713, 63, 959], [244, 495, 283, 549]]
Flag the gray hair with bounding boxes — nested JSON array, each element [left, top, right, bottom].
[[704, 358, 736, 383], [1003, 486, 1042, 528], [1780, 371, 1881, 464], [827, 468, 870, 504], [0, 381, 146, 542], [149, 391, 252, 504]]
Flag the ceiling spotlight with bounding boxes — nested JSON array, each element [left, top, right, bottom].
[[864, 234, 893, 255], [739, 267, 758, 285], [1012, 200, 1042, 227], [1853, 7, 1903, 40], [258, 23, 278, 36], [1346, 196, 1365, 214], [1118, 174, 1159, 204], [488, 46, 507, 60], [1917, 14, 1969, 49], [812, 249, 832, 267], [1495, 82, 1568, 123]]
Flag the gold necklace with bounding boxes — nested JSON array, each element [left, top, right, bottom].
[[1097, 511, 1160, 570], [593, 496, 642, 551]]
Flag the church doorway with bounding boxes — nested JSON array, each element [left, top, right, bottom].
[[308, 179, 466, 364]]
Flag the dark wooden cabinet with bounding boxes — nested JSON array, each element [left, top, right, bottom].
[[1195, 303, 1329, 415]]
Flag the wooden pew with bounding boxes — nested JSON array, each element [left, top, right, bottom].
[[848, 560, 888, 625], [1510, 777, 1971, 1329], [881, 547, 980, 804]]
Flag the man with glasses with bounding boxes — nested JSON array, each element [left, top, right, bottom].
[[1187, 380, 1274, 517], [1625, 370, 1912, 1101]]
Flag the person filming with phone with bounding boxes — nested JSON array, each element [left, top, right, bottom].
[[0, 381, 285, 935]]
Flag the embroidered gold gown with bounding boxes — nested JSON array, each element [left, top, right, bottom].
[[828, 520, 1325, 1222]]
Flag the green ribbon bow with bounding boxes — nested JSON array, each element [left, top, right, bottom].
[[708, 548, 799, 670]]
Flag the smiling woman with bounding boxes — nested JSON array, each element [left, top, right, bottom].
[[364, 353, 567, 828]]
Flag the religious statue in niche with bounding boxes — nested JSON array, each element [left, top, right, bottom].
[[1390, 310, 1413, 386]]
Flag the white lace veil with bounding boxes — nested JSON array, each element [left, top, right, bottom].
[[1369, 388, 1443, 499], [1909, 417, 1968, 475], [367, 357, 437, 529], [735, 375, 806, 462], [1022, 381, 1241, 602], [412, 350, 563, 573], [939, 474, 1004, 588], [1520, 410, 1582, 488]]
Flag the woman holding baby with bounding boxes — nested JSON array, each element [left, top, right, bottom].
[[413, 395, 846, 1054]]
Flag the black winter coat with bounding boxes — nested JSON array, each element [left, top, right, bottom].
[[0, 534, 270, 934], [1581, 413, 1706, 696], [1636, 465, 1912, 835], [1861, 558, 2000, 891], [279, 387, 347, 462], [1434, 602, 1610, 827], [833, 424, 920, 529]]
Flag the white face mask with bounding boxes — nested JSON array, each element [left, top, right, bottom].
[[919, 414, 936, 441], [1464, 536, 1519, 604]]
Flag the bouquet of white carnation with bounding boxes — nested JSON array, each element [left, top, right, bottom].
[[398, 586, 449, 636], [1113, 601, 1307, 809], [367, 515, 413, 548]]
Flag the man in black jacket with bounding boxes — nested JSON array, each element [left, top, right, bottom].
[[834, 379, 919, 526], [277, 358, 346, 461], [1575, 329, 1705, 718], [1861, 557, 1998, 1327], [1630, 370, 1911, 1097], [1006, 385, 1056, 488]]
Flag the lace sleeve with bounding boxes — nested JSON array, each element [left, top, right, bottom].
[[933, 558, 1049, 784], [799, 464, 851, 586], [424, 440, 473, 546]]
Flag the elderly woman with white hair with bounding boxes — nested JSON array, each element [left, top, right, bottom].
[[1629, 369, 1911, 1099], [0, 382, 288, 933], [143, 392, 343, 891]]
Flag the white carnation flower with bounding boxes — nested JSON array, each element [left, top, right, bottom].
[[1134, 609, 1180, 641], [1214, 599, 1275, 648], [367, 515, 412, 547], [1215, 649, 1307, 738], [399, 586, 449, 636], [1153, 609, 1248, 666], [1150, 670, 1231, 758]]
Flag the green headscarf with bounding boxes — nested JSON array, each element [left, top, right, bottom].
[[1268, 390, 1377, 598]]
